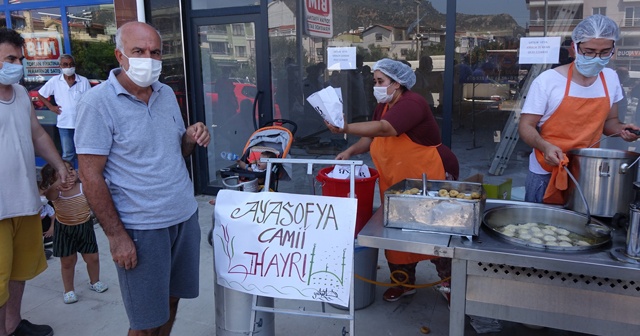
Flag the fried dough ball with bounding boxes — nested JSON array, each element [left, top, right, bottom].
[[529, 237, 544, 244], [449, 189, 459, 197], [438, 189, 449, 197], [470, 191, 481, 199], [464, 195, 473, 200], [456, 192, 466, 199]]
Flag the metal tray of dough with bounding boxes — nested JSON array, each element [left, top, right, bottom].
[[383, 179, 486, 237]]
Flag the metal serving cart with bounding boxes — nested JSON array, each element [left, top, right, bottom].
[[358, 200, 640, 336]]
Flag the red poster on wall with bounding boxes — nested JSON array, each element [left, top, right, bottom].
[[21, 32, 63, 82], [305, 0, 333, 38]]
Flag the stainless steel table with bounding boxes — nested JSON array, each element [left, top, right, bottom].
[[358, 205, 640, 336]]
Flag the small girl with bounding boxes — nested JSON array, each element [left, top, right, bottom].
[[39, 161, 108, 304]]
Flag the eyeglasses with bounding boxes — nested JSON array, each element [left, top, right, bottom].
[[576, 42, 614, 60], [60, 62, 75, 67]]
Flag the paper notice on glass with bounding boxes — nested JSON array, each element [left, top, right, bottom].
[[518, 36, 561, 64], [306, 86, 344, 128]]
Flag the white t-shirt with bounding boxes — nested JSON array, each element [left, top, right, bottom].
[[0, 85, 41, 220], [521, 67, 623, 174], [38, 74, 91, 129]]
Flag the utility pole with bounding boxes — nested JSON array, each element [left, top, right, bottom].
[[415, 0, 421, 60]]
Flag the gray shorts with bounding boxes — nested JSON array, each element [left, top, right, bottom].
[[116, 211, 201, 330]]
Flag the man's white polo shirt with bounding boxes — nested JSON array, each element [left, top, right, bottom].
[[38, 73, 91, 129]]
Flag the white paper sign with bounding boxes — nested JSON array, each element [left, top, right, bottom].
[[518, 36, 561, 64], [214, 190, 357, 307], [327, 47, 356, 70], [328, 164, 371, 179], [306, 86, 344, 128]]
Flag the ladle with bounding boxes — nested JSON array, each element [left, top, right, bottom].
[[563, 166, 611, 238], [587, 128, 640, 149], [421, 173, 428, 196]]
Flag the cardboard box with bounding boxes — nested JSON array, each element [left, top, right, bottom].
[[482, 177, 512, 200]]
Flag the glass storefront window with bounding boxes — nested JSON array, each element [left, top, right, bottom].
[[265, 0, 640, 196], [12, 7, 63, 84], [191, 0, 259, 11], [149, 0, 188, 121], [9, 0, 54, 4], [67, 5, 117, 82]]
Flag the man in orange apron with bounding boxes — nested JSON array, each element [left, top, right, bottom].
[[325, 59, 459, 302], [519, 14, 639, 204]]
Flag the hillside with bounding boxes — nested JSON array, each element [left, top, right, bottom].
[[286, 0, 524, 37]]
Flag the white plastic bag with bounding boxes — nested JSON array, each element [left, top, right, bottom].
[[327, 164, 371, 179], [306, 86, 344, 128]]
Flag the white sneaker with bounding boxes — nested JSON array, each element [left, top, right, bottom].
[[63, 291, 78, 304], [89, 281, 108, 293]]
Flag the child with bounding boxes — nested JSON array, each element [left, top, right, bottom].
[[237, 150, 277, 172], [39, 161, 108, 304], [38, 192, 55, 259]]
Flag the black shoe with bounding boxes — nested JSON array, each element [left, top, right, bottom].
[[10, 319, 53, 336], [44, 249, 53, 260]]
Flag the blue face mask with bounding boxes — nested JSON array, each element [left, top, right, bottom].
[[0, 62, 24, 85], [573, 44, 611, 78]]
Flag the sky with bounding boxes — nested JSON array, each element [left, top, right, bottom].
[[430, 0, 529, 27]]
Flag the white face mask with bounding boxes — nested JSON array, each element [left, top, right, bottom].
[[373, 85, 395, 103], [0, 62, 24, 85], [121, 52, 162, 87], [61, 67, 75, 76]]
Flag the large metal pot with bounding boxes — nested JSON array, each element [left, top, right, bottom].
[[483, 204, 611, 252], [566, 148, 640, 217]]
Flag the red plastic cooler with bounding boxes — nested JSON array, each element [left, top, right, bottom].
[[316, 167, 379, 237]]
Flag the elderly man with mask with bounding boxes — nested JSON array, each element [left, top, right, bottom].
[[74, 22, 209, 335], [519, 14, 640, 205], [37, 54, 91, 165], [325, 58, 459, 302]]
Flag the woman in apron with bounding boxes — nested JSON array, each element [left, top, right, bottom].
[[519, 14, 640, 204], [325, 58, 459, 302]]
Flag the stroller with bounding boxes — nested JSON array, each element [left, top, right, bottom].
[[209, 119, 296, 246], [219, 119, 296, 192]]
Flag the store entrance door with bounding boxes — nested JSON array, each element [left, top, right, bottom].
[[189, 12, 274, 194]]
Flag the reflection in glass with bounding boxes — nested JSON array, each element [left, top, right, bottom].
[[67, 5, 117, 81], [191, 0, 259, 11], [12, 8, 62, 84], [149, 0, 187, 121], [198, 23, 258, 184]]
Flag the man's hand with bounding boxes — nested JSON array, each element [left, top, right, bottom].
[[620, 124, 640, 142], [186, 122, 210, 147], [50, 105, 62, 115], [108, 231, 138, 270], [541, 143, 565, 167]]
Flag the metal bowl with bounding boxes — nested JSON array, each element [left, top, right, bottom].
[[483, 204, 611, 252]]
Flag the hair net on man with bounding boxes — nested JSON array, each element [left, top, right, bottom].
[[572, 14, 619, 43], [372, 58, 416, 89]]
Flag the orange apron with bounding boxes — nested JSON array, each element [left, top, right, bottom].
[[535, 63, 611, 204], [371, 104, 446, 264]]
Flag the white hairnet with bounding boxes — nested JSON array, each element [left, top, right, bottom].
[[572, 14, 619, 43], [372, 58, 416, 89]]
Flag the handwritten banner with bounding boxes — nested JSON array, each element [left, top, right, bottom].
[[214, 190, 357, 307]]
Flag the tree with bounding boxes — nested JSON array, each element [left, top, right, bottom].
[[368, 43, 387, 61], [71, 41, 118, 80]]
